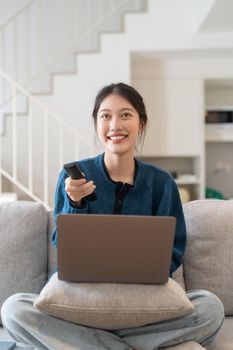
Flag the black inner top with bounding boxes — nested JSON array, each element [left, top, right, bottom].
[[102, 155, 138, 214]]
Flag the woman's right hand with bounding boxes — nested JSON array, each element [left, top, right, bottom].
[[65, 177, 96, 205]]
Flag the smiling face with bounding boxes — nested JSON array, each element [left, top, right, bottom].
[[96, 94, 142, 157]]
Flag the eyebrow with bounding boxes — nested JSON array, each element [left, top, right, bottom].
[[99, 108, 135, 112]]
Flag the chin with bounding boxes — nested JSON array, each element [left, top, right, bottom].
[[106, 147, 133, 156]]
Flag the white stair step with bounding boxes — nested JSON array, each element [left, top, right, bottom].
[[0, 192, 18, 202], [51, 53, 76, 76], [28, 71, 51, 95]]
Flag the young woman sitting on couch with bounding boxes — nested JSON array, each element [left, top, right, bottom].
[[1, 83, 224, 350]]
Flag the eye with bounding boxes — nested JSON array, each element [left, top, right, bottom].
[[121, 113, 132, 119], [100, 114, 111, 119]]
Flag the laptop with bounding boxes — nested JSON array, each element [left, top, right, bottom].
[[57, 214, 176, 284]]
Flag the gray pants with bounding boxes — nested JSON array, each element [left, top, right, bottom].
[[1, 289, 224, 350]]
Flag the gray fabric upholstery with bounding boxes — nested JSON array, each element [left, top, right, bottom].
[[172, 265, 186, 290], [183, 199, 233, 316], [34, 273, 194, 330], [0, 201, 47, 325], [47, 210, 56, 278], [207, 318, 233, 350]]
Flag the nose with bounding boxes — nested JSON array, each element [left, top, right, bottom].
[[109, 116, 122, 131]]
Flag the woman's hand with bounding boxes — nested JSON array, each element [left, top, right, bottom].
[[65, 177, 96, 205]]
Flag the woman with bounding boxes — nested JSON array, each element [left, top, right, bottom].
[[1, 83, 224, 350]]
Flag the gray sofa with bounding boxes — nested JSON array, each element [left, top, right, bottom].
[[0, 200, 232, 350]]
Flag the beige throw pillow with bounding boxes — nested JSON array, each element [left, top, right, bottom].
[[34, 273, 194, 330]]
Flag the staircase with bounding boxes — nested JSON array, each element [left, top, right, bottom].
[[0, 0, 147, 209], [0, 0, 146, 134]]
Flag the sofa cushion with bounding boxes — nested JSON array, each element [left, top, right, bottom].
[[172, 265, 186, 291], [47, 210, 57, 279], [183, 199, 233, 315], [206, 317, 233, 350], [0, 201, 47, 325], [34, 273, 194, 330]]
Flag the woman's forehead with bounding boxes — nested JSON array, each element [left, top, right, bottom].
[[98, 94, 135, 112]]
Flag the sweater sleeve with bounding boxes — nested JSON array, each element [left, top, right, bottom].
[[52, 169, 88, 247], [156, 178, 186, 276]]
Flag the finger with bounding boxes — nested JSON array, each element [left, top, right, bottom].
[[68, 178, 87, 186], [65, 180, 86, 192], [68, 180, 94, 193], [82, 185, 96, 197], [65, 177, 86, 190], [66, 181, 94, 194], [81, 181, 94, 191], [68, 185, 96, 201]]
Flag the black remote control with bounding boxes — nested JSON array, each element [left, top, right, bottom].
[[63, 162, 97, 201]]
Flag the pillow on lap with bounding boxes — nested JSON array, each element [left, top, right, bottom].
[[34, 273, 194, 330]]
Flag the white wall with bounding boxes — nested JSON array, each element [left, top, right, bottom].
[[0, 0, 28, 27]]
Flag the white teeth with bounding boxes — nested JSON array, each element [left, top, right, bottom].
[[109, 135, 126, 140]]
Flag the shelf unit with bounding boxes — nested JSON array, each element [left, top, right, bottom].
[[205, 105, 233, 142], [131, 53, 233, 203], [138, 156, 203, 203], [205, 124, 233, 142], [205, 84, 233, 199], [175, 179, 200, 185]]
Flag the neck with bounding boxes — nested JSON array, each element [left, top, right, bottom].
[[104, 152, 135, 184]]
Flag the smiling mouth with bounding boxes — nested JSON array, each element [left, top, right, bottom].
[[107, 135, 128, 141]]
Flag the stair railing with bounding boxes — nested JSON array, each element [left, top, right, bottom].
[[0, 0, 145, 108], [0, 70, 93, 209]]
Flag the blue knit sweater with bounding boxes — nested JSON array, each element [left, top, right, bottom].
[[52, 153, 186, 276]]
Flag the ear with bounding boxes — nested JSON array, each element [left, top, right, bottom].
[[138, 121, 144, 134]]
